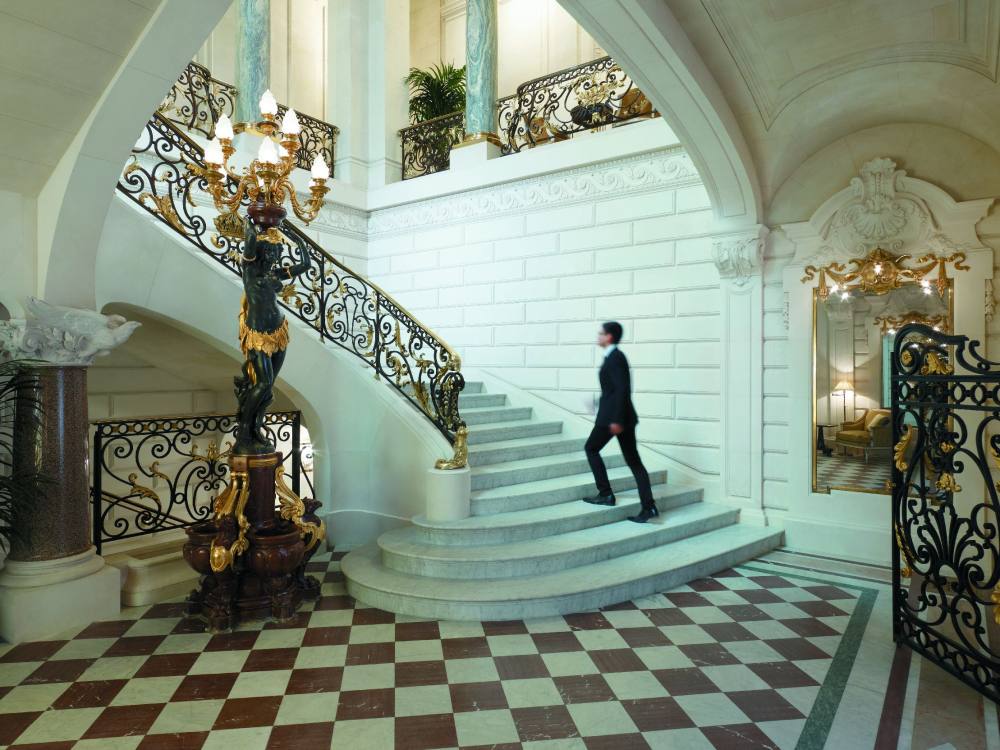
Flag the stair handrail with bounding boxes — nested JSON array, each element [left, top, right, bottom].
[[157, 61, 338, 175], [116, 112, 467, 455]]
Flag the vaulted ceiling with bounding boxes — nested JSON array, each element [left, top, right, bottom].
[[666, 0, 1000, 219], [0, 0, 159, 192]]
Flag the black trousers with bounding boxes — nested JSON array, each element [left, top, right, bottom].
[[585, 424, 655, 509]]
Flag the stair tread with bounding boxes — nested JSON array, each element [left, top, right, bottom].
[[470, 449, 624, 476], [381, 503, 735, 562], [468, 434, 580, 455], [344, 524, 783, 603], [472, 465, 665, 501], [415, 485, 701, 532], [467, 418, 558, 432]]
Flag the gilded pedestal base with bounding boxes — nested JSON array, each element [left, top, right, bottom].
[[182, 452, 326, 632]]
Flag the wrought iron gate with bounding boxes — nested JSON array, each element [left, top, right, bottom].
[[891, 323, 1000, 701]]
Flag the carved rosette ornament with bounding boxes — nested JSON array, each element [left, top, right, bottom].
[[711, 227, 768, 287]]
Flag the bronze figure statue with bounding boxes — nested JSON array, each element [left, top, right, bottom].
[[234, 216, 311, 454]]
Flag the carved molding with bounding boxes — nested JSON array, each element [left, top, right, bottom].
[[0, 297, 140, 366], [795, 157, 994, 267], [368, 147, 699, 235], [712, 226, 769, 287], [702, 0, 1000, 128]]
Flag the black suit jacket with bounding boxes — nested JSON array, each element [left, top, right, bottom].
[[596, 348, 638, 428]]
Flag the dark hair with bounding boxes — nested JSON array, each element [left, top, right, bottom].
[[602, 321, 623, 344]]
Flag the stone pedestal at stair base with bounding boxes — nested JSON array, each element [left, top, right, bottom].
[[426, 466, 471, 521], [0, 547, 120, 643]]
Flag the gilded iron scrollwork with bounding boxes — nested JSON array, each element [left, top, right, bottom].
[[890, 323, 1000, 702], [117, 112, 468, 461], [399, 111, 466, 180], [90, 411, 307, 553]]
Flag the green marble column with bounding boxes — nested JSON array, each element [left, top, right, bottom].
[[236, 0, 270, 122], [464, 0, 498, 139]]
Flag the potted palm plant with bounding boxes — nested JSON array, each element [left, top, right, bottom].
[[405, 63, 467, 123], [0, 360, 46, 556]]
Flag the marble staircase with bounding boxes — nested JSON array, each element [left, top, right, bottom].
[[342, 380, 782, 620]]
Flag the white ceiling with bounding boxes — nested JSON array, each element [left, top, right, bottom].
[[0, 0, 158, 193], [665, 0, 1000, 219]]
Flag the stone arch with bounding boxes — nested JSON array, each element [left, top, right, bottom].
[[557, 0, 761, 229], [39, 0, 231, 309]]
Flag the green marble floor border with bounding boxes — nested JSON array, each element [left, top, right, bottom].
[[736, 564, 880, 750]]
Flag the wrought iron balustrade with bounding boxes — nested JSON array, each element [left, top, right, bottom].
[[117, 113, 465, 444], [499, 56, 656, 154], [90, 411, 310, 552], [891, 323, 1000, 702], [399, 111, 466, 180], [158, 62, 338, 174]]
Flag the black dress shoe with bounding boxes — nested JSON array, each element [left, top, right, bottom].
[[584, 493, 616, 506], [627, 505, 660, 523]]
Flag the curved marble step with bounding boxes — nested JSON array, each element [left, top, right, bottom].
[[467, 419, 563, 444], [458, 392, 507, 408], [471, 452, 627, 491], [471, 466, 668, 516], [462, 406, 533, 425], [463, 381, 485, 394], [468, 434, 584, 466], [379, 502, 738, 579], [412, 485, 703, 546], [342, 524, 784, 620]]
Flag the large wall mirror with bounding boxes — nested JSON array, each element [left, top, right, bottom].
[[810, 252, 954, 494]]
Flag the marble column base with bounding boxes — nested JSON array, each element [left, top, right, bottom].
[[0, 546, 120, 643], [450, 139, 501, 170], [426, 466, 472, 522]]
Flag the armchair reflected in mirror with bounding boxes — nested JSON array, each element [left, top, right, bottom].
[[813, 281, 951, 494]]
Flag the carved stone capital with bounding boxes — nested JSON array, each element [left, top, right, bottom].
[[0, 297, 140, 366], [711, 226, 769, 287]]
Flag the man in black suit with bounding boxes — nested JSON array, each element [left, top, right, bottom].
[[584, 321, 658, 523]]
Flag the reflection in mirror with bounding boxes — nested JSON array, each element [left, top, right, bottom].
[[813, 283, 951, 494]]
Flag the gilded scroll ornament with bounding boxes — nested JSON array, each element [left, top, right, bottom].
[[894, 522, 913, 578], [893, 427, 913, 472], [209, 471, 250, 572], [274, 465, 326, 552], [435, 425, 469, 470], [801, 248, 967, 300]]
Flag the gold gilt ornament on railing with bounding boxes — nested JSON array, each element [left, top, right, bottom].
[[801, 248, 968, 300], [875, 312, 949, 336], [201, 89, 330, 224]]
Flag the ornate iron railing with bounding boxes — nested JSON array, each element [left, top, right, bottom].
[[90, 411, 310, 552], [158, 62, 338, 174], [399, 111, 466, 180], [158, 62, 238, 139], [499, 56, 656, 154], [117, 113, 465, 444], [891, 323, 1000, 702]]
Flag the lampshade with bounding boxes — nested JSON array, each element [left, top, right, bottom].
[[259, 89, 278, 117], [833, 380, 854, 393], [310, 154, 330, 181], [257, 138, 279, 164], [280, 108, 300, 135], [215, 113, 234, 140], [204, 137, 224, 165]]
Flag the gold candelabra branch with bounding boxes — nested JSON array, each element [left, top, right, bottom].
[[801, 248, 967, 300], [201, 89, 330, 225]]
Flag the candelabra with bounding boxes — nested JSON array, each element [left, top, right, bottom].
[[182, 89, 328, 632], [202, 89, 330, 229]]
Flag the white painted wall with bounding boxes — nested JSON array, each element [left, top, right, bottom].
[[364, 127, 723, 480]]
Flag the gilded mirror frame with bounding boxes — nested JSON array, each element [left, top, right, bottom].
[[809, 269, 955, 496]]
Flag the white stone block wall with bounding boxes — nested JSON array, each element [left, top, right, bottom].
[[364, 148, 723, 477]]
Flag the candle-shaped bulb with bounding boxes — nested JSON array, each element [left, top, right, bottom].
[[311, 154, 330, 181], [259, 89, 278, 116], [204, 137, 224, 165], [215, 113, 234, 140], [257, 138, 279, 164], [281, 108, 300, 135]]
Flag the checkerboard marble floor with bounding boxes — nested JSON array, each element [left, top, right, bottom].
[[0, 551, 994, 749], [816, 452, 892, 493]]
